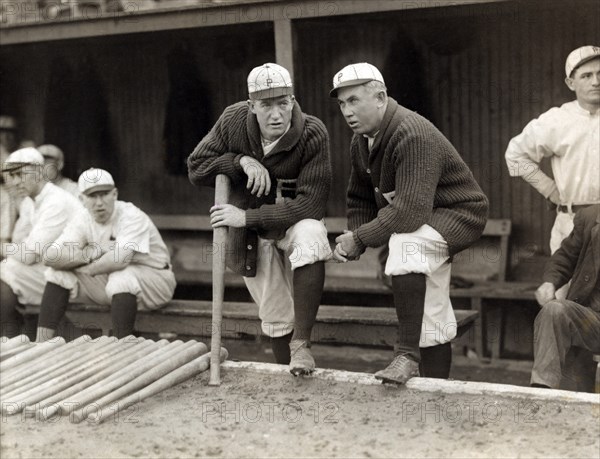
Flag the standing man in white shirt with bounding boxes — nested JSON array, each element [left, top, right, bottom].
[[0, 148, 82, 337], [505, 45, 600, 254]]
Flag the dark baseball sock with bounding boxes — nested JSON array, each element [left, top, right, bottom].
[[37, 282, 70, 330], [291, 262, 325, 341], [111, 293, 138, 339], [1, 280, 22, 338], [271, 332, 293, 364], [419, 342, 452, 379], [391, 273, 426, 362]]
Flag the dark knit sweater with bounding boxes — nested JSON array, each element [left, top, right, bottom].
[[187, 101, 331, 276], [543, 205, 600, 308], [347, 98, 489, 256]]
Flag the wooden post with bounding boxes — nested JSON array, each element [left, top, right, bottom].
[[274, 18, 294, 79]]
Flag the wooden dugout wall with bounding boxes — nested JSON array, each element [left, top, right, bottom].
[[1, 0, 598, 266]]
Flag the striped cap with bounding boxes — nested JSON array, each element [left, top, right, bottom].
[[247, 63, 293, 100], [565, 45, 600, 77]]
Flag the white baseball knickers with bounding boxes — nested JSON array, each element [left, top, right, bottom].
[[384, 224, 457, 348], [45, 264, 176, 310], [0, 258, 48, 305], [243, 219, 332, 338]]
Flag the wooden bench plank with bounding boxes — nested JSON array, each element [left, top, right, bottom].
[[148, 215, 528, 360], [20, 302, 478, 348]]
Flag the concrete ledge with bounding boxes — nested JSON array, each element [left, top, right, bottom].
[[222, 361, 600, 405]]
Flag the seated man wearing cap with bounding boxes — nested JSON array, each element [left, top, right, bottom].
[[11, 144, 79, 245], [505, 46, 600, 260], [38, 144, 79, 196], [0, 148, 82, 338], [188, 63, 332, 375], [331, 63, 488, 384], [36, 168, 176, 341]]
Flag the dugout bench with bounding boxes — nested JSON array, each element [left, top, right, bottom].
[[15, 215, 600, 391], [149, 215, 538, 361]]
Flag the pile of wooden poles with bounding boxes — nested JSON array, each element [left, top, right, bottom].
[[0, 335, 227, 423]]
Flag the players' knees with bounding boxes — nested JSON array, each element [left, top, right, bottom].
[[291, 219, 328, 244], [105, 270, 141, 298], [538, 300, 570, 321], [287, 219, 331, 267]]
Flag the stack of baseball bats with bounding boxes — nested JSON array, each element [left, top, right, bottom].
[[0, 334, 228, 423]]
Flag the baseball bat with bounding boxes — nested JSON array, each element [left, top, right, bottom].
[[1, 336, 138, 408], [1, 335, 92, 390], [64, 340, 190, 420], [210, 173, 230, 386], [92, 347, 228, 424], [71, 340, 209, 423], [1, 336, 115, 399], [0, 338, 65, 372], [0, 342, 35, 361], [0, 334, 30, 352], [34, 339, 168, 419]]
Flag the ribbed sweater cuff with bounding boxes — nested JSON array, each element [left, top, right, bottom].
[[352, 230, 367, 252], [233, 153, 246, 173], [245, 208, 261, 228]]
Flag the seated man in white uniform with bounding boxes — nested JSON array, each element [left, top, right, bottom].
[[11, 144, 80, 245], [37, 168, 176, 341], [0, 148, 82, 337]]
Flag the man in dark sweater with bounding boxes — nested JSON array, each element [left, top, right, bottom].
[[188, 63, 332, 375], [532, 204, 600, 389], [331, 63, 489, 384]]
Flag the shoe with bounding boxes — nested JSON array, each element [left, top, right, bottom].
[[289, 339, 315, 376], [374, 354, 420, 384]]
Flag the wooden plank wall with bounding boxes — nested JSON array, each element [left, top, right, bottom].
[[0, 22, 275, 214], [293, 0, 599, 261], [1, 0, 598, 267]]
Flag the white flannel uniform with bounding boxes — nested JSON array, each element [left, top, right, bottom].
[[505, 100, 600, 252], [242, 130, 333, 338], [385, 224, 457, 348], [45, 201, 176, 310], [0, 183, 82, 305], [11, 177, 79, 244]]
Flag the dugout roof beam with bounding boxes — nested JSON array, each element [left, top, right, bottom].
[[0, 0, 510, 46]]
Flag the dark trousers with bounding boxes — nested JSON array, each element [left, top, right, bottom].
[[531, 300, 600, 389]]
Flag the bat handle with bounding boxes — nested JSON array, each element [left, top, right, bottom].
[[209, 174, 230, 386]]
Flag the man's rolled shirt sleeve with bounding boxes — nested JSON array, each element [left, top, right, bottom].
[[505, 116, 558, 199]]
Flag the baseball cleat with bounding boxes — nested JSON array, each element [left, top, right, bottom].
[[374, 354, 420, 384], [289, 339, 315, 376]]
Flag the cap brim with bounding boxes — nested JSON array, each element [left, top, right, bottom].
[[569, 54, 600, 76], [329, 78, 376, 98], [82, 184, 115, 196], [1, 162, 36, 173], [249, 87, 294, 100]]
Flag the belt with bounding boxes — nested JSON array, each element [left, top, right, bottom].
[[557, 204, 593, 213]]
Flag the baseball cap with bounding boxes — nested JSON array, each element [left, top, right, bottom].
[[565, 45, 600, 77], [78, 168, 115, 195], [330, 63, 386, 97], [38, 144, 64, 161], [247, 63, 293, 100], [2, 147, 44, 172]]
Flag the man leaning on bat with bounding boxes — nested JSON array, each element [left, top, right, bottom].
[[188, 63, 332, 376]]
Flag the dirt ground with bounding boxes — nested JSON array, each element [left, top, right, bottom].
[[1, 364, 598, 459]]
